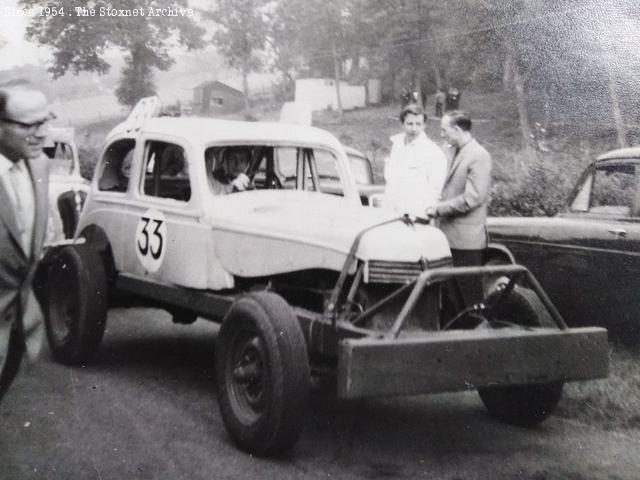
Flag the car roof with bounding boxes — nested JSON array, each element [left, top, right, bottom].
[[108, 116, 344, 150], [344, 146, 366, 158], [596, 146, 640, 162], [45, 126, 76, 146]]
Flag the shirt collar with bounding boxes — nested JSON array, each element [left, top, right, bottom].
[[0, 153, 19, 176]]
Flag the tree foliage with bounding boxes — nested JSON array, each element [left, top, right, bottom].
[[20, 0, 203, 105], [204, 0, 270, 113]]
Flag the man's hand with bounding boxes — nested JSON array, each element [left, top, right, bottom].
[[424, 206, 437, 219], [230, 173, 251, 192]]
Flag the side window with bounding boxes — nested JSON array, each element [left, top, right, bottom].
[[314, 149, 342, 190], [142, 141, 191, 201], [98, 139, 136, 192], [347, 153, 374, 185], [589, 163, 637, 216]]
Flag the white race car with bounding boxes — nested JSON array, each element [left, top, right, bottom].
[[41, 98, 608, 456]]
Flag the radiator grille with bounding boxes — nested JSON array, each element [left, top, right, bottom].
[[367, 258, 452, 284]]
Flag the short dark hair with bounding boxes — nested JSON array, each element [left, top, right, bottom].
[[444, 110, 472, 131], [0, 79, 37, 117], [399, 103, 426, 123], [224, 146, 251, 162]]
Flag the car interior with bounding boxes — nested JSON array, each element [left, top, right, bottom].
[[204, 144, 344, 196]]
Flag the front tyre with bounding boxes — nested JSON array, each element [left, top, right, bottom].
[[478, 285, 562, 426], [478, 382, 563, 426], [216, 292, 309, 456], [44, 245, 108, 365]]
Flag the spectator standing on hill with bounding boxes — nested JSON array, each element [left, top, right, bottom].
[[383, 104, 447, 219], [425, 110, 492, 305], [445, 86, 461, 111], [434, 88, 446, 118], [0, 81, 51, 400]]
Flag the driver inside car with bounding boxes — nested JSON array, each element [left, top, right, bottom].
[[210, 146, 252, 195]]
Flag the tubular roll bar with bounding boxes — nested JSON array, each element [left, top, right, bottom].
[[325, 216, 409, 328]]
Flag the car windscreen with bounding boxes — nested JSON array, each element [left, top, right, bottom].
[[43, 142, 74, 175], [570, 161, 640, 216], [347, 153, 373, 185]]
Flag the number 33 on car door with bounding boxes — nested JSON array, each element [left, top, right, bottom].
[[135, 209, 167, 272]]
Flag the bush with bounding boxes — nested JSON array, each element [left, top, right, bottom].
[[489, 148, 589, 217]]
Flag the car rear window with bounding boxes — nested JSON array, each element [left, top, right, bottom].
[[98, 139, 136, 193]]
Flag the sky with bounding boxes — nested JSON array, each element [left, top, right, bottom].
[[0, 0, 52, 68]]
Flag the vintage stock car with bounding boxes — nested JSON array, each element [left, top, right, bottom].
[[43, 127, 90, 242], [488, 147, 640, 338], [41, 97, 608, 456]]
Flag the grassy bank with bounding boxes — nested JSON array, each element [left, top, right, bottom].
[[557, 344, 640, 431]]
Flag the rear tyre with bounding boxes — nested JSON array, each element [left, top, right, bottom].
[[45, 245, 108, 365], [0, 323, 23, 401], [479, 285, 562, 426], [217, 292, 309, 456]]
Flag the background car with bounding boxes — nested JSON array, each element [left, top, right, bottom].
[[487, 147, 640, 337], [43, 127, 90, 242]]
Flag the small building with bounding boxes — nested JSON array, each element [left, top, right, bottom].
[[193, 80, 244, 115], [294, 78, 366, 112]]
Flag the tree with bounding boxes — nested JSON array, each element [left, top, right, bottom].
[[20, 0, 203, 106], [205, 0, 270, 115]]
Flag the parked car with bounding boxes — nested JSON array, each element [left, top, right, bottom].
[[40, 97, 607, 456], [43, 127, 90, 242], [487, 147, 640, 337]]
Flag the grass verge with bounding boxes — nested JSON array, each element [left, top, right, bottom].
[[557, 343, 640, 431]]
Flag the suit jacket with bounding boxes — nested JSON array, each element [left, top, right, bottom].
[[435, 138, 492, 250], [0, 156, 49, 363]]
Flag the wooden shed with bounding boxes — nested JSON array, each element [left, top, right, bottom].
[[193, 80, 244, 115]]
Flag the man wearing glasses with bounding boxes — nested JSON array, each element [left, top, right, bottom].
[[0, 81, 52, 400]]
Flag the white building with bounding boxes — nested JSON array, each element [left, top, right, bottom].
[[294, 78, 366, 111]]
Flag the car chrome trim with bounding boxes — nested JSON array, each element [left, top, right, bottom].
[[494, 238, 640, 257]]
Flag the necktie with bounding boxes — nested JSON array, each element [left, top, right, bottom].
[[8, 163, 34, 255]]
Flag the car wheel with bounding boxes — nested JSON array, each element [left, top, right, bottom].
[[478, 285, 562, 426], [45, 245, 108, 365], [0, 323, 23, 401], [481, 256, 511, 297], [216, 291, 310, 456]]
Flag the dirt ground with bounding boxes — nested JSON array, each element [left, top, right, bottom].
[[1, 308, 639, 480]]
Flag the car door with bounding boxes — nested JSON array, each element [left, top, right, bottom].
[[124, 138, 211, 289], [561, 159, 640, 330]]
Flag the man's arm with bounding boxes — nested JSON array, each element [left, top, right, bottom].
[[433, 150, 491, 218]]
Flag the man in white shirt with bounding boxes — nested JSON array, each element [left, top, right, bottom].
[[0, 81, 50, 400], [383, 104, 447, 219]]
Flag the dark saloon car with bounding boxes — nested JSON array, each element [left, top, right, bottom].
[[488, 147, 640, 336]]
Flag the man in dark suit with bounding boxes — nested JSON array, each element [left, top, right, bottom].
[[0, 82, 50, 400], [426, 110, 492, 305]]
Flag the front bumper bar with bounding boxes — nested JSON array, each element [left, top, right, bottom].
[[337, 326, 608, 398]]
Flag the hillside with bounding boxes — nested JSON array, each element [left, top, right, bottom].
[[70, 88, 628, 217]]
